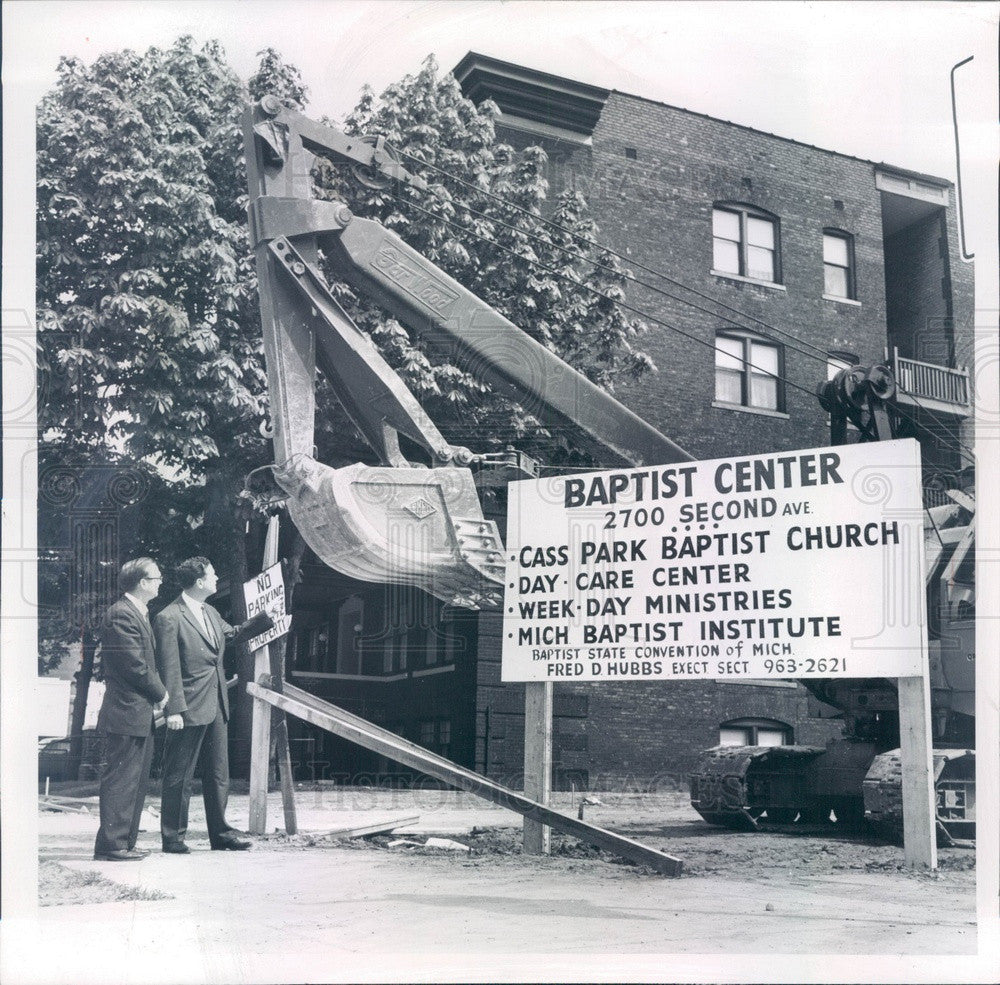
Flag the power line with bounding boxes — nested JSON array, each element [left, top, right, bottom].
[[395, 148, 977, 465], [395, 193, 827, 407], [398, 192, 977, 469], [417, 180, 837, 370], [401, 147, 840, 366]]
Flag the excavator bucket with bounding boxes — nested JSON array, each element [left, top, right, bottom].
[[272, 455, 506, 609]]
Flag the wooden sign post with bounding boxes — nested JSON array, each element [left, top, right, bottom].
[[248, 516, 280, 835], [898, 674, 937, 868], [522, 681, 553, 854]]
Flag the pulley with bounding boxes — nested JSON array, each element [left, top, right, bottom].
[[350, 136, 401, 191]]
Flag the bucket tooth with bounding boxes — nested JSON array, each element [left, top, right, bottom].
[[272, 456, 506, 605]]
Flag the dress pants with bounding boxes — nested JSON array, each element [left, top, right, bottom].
[[94, 730, 154, 854], [160, 704, 231, 845]]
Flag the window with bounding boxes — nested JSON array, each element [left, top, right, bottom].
[[335, 596, 363, 675], [713, 205, 780, 282], [383, 629, 408, 673], [827, 352, 857, 382], [826, 353, 859, 429], [418, 719, 452, 758], [715, 332, 783, 411], [719, 718, 792, 747], [424, 626, 439, 666], [294, 622, 329, 673], [823, 230, 855, 299]]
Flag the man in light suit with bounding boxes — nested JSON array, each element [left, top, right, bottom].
[[155, 556, 271, 853], [94, 558, 169, 861]]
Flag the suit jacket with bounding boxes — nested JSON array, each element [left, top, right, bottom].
[[154, 597, 273, 727], [96, 597, 167, 737]]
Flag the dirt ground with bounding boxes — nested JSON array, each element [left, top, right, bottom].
[[17, 782, 980, 983]]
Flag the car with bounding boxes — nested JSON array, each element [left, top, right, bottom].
[[38, 736, 72, 782]]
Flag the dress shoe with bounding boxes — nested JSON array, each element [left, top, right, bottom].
[[127, 846, 150, 858], [93, 848, 146, 861], [162, 841, 191, 854], [210, 834, 251, 851]]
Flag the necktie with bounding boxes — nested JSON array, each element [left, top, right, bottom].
[[201, 604, 217, 647]]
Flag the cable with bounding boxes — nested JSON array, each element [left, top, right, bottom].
[[402, 147, 842, 366], [398, 150, 977, 464], [399, 153, 978, 465], [433, 194, 976, 468], [420, 181, 838, 368], [888, 402, 975, 467], [395, 194, 827, 407]]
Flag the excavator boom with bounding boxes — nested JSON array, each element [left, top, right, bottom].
[[243, 97, 692, 606], [322, 215, 692, 469]]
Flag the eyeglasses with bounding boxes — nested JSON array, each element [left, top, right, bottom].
[[143, 575, 163, 583]]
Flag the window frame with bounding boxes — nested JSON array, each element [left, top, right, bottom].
[[826, 351, 859, 383], [712, 203, 782, 284], [718, 717, 793, 747], [714, 330, 785, 413], [335, 596, 364, 675], [295, 621, 330, 674], [822, 229, 857, 300]]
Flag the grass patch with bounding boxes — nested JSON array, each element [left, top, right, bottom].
[[39, 860, 172, 907]]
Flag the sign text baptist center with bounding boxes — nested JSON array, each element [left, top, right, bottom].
[[501, 439, 926, 682]]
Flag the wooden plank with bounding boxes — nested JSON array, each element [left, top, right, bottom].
[[274, 716, 298, 835], [322, 815, 420, 839], [248, 657, 272, 834], [248, 516, 280, 835], [247, 679, 683, 875], [39, 798, 91, 814], [269, 628, 298, 836], [523, 682, 552, 855], [898, 674, 937, 869]]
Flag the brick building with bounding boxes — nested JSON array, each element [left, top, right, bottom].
[[266, 54, 974, 789]]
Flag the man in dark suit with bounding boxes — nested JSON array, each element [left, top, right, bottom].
[[94, 558, 169, 861], [155, 556, 271, 853]]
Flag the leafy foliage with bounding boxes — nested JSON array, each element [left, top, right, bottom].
[[35, 38, 299, 657], [37, 37, 265, 474], [248, 47, 308, 110], [312, 55, 654, 464]]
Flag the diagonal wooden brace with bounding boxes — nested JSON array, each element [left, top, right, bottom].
[[247, 678, 683, 875]]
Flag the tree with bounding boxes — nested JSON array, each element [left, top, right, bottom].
[[37, 38, 321, 775], [37, 41, 655, 779], [36, 39, 313, 610], [39, 41, 654, 550]]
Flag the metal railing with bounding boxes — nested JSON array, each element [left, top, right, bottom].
[[893, 348, 970, 407]]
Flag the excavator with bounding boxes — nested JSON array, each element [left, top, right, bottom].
[[242, 95, 975, 847]]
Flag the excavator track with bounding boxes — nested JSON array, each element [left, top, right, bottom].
[[688, 745, 829, 829], [690, 744, 977, 842], [863, 748, 976, 845]]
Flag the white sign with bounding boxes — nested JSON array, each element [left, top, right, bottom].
[[242, 562, 292, 651], [502, 439, 927, 682]]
